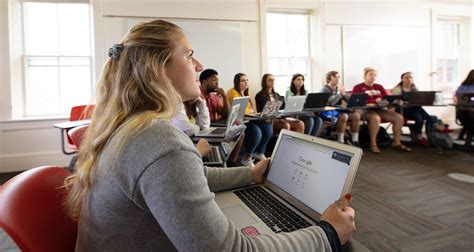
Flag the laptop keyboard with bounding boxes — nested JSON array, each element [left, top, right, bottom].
[[211, 128, 227, 135], [234, 187, 313, 233], [202, 146, 222, 163]]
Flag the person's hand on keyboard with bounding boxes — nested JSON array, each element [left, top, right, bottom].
[[251, 158, 270, 183], [196, 139, 211, 156], [320, 194, 356, 245]]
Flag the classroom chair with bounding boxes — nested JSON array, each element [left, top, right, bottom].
[[0, 166, 77, 251]]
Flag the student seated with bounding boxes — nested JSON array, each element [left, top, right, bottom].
[[199, 69, 231, 122], [455, 70, 474, 140], [321, 71, 361, 145], [172, 98, 210, 137], [227, 73, 273, 166], [256, 73, 305, 134], [352, 67, 411, 153], [391, 72, 434, 146], [66, 20, 356, 251], [286, 73, 323, 136], [172, 99, 244, 165]]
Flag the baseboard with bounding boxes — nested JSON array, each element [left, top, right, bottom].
[[0, 151, 71, 173]]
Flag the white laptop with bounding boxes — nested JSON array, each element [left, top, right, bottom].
[[215, 129, 362, 236], [281, 96, 307, 114], [213, 97, 250, 126], [195, 104, 240, 138]]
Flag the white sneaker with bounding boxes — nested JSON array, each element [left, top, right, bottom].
[[240, 159, 255, 167], [252, 153, 267, 161]]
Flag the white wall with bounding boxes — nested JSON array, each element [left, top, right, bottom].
[[0, 0, 473, 172]]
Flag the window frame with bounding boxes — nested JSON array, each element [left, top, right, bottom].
[[15, 0, 94, 118], [265, 10, 313, 96]]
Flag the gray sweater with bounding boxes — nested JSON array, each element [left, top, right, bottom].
[[76, 119, 332, 251]]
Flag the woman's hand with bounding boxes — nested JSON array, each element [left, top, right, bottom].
[[375, 97, 382, 103], [196, 138, 211, 156], [320, 194, 356, 245], [251, 158, 270, 183]]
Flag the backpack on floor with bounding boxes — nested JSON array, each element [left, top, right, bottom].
[[358, 124, 392, 149]]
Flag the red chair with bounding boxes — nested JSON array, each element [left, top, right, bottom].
[[54, 105, 94, 155], [68, 124, 89, 148], [0, 166, 78, 251]]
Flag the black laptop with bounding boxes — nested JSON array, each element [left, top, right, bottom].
[[457, 92, 474, 106], [303, 93, 331, 111], [341, 93, 368, 108], [405, 91, 436, 106]]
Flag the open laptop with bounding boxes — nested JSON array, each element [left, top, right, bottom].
[[383, 95, 403, 104], [195, 104, 240, 138], [304, 93, 331, 111], [404, 91, 436, 106], [339, 93, 368, 109], [215, 129, 362, 236], [457, 92, 474, 106], [212, 97, 250, 127], [281, 96, 307, 114], [247, 100, 283, 118]]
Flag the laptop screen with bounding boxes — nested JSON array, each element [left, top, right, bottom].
[[267, 134, 354, 214]]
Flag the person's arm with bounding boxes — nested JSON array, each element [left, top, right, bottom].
[[226, 89, 236, 104], [135, 149, 334, 252], [203, 166, 252, 192], [285, 89, 293, 101], [255, 93, 266, 112], [171, 106, 200, 136], [196, 98, 211, 129], [391, 86, 401, 95]]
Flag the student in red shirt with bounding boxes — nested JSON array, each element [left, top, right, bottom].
[[199, 69, 231, 122], [352, 67, 411, 153]]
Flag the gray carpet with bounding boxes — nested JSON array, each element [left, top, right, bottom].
[[0, 147, 473, 251]]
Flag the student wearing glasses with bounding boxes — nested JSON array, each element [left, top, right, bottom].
[[227, 73, 274, 166], [256, 73, 305, 134]]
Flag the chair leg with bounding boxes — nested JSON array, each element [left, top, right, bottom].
[[68, 155, 78, 171]]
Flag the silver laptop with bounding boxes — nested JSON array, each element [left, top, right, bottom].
[[212, 97, 250, 126], [247, 100, 283, 118], [282, 96, 307, 113], [215, 129, 362, 235], [195, 104, 240, 138]]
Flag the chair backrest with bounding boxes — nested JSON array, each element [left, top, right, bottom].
[[67, 105, 94, 146], [0, 166, 77, 251], [70, 105, 94, 122], [68, 125, 89, 148]]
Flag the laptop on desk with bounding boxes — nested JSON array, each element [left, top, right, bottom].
[[195, 104, 240, 138], [282, 96, 307, 114], [212, 97, 250, 127], [303, 93, 331, 111], [338, 93, 368, 109], [215, 129, 362, 237], [457, 92, 474, 107], [247, 100, 283, 118], [404, 91, 436, 106]]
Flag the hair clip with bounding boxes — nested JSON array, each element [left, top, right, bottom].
[[108, 44, 124, 60]]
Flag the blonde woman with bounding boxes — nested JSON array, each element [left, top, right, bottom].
[[64, 20, 355, 251], [352, 67, 411, 153]]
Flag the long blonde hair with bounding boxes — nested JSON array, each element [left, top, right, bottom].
[[64, 20, 184, 220]]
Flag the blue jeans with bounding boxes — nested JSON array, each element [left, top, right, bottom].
[[300, 115, 323, 136], [243, 121, 273, 154], [402, 106, 433, 135]]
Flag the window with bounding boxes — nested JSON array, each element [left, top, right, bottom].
[[21, 2, 92, 117], [434, 19, 461, 94], [266, 12, 311, 96]]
